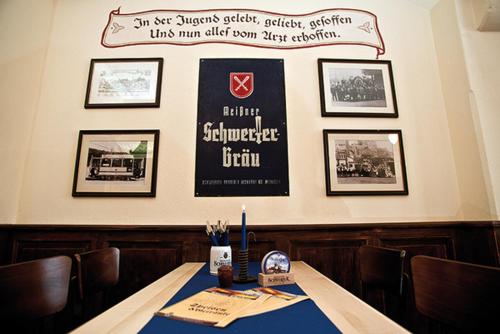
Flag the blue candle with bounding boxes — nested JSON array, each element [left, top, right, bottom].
[[241, 205, 246, 250]]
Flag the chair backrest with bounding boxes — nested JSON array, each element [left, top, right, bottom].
[[75, 247, 120, 299], [0, 255, 72, 320], [411, 255, 500, 332], [359, 245, 406, 296]]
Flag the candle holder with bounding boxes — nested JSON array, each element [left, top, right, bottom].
[[233, 249, 257, 283], [234, 232, 257, 283]]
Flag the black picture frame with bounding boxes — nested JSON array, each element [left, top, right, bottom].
[[318, 59, 398, 117], [72, 129, 160, 197], [323, 129, 408, 195], [84, 58, 163, 108]]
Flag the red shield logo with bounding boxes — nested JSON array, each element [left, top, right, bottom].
[[230, 72, 254, 99]]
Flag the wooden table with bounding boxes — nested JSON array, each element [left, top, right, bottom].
[[72, 261, 410, 334]]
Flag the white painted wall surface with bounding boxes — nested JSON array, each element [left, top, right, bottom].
[[456, 0, 500, 218], [430, 0, 493, 219], [1, 0, 485, 225], [0, 0, 55, 224]]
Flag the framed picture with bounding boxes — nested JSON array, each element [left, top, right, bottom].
[[84, 58, 163, 108], [72, 130, 160, 197], [323, 129, 408, 195], [318, 59, 398, 117]]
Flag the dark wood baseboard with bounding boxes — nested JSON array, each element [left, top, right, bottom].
[[0, 221, 498, 332]]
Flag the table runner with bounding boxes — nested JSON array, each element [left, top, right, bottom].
[[139, 263, 341, 333]]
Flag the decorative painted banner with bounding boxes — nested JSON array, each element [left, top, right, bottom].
[[101, 8, 385, 57], [195, 59, 289, 197]]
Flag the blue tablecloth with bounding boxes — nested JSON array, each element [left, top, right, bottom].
[[139, 263, 341, 333]]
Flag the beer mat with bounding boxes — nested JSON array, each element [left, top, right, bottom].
[[139, 263, 341, 334]]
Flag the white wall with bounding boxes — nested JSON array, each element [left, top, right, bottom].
[[1, 0, 486, 225], [430, 0, 494, 219], [456, 0, 500, 218], [0, 0, 55, 224]]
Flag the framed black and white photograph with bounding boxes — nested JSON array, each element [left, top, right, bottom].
[[72, 130, 160, 197], [323, 129, 408, 195], [318, 59, 398, 117], [84, 58, 163, 108]]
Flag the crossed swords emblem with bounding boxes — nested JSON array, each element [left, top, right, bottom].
[[233, 75, 250, 92], [230, 72, 254, 98]]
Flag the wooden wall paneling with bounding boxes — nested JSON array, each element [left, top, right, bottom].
[[104, 239, 183, 304], [454, 223, 499, 266], [197, 226, 281, 262], [183, 237, 210, 263], [290, 238, 368, 294], [495, 223, 500, 265], [379, 233, 455, 271], [174, 229, 279, 264], [232, 240, 278, 262], [379, 234, 455, 299], [0, 230, 11, 265], [12, 239, 93, 263]]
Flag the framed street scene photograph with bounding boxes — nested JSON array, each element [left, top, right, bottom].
[[84, 58, 163, 108], [323, 129, 408, 195], [72, 130, 160, 197], [318, 59, 398, 117]]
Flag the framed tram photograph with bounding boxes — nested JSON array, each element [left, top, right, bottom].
[[318, 59, 398, 117], [72, 130, 160, 197], [84, 58, 163, 108], [322, 129, 408, 196]]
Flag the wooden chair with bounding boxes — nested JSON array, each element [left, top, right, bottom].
[[359, 245, 408, 327], [411, 255, 500, 333], [74, 247, 120, 320], [0, 256, 72, 332]]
